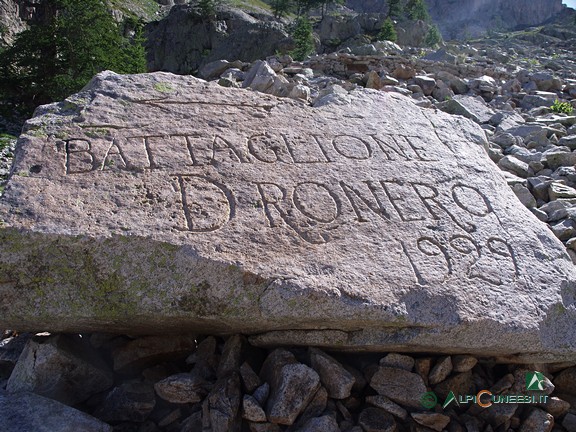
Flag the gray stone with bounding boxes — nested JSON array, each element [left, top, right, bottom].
[[7, 335, 113, 406], [94, 382, 156, 423], [452, 95, 496, 124], [379, 353, 415, 371], [562, 413, 576, 432], [477, 402, 518, 428], [498, 155, 534, 178], [113, 335, 196, 373], [437, 96, 495, 124], [265, 362, 320, 425], [512, 183, 537, 208], [295, 385, 328, 426], [553, 366, 576, 396], [519, 408, 553, 432], [1, 71, 576, 361], [288, 84, 310, 101], [218, 334, 245, 378], [208, 373, 242, 432], [154, 372, 207, 404], [414, 357, 432, 380], [434, 371, 474, 400], [543, 149, 576, 171], [370, 367, 426, 408], [531, 72, 562, 92], [436, 71, 468, 95], [249, 422, 282, 432], [0, 334, 31, 380], [550, 219, 576, 241], [309, 347, 355, 399], [539, 396, 570, 417], [0, 391, 112, 432], [187, 335, 218, 379], [252, 382, 270, 406], [296, 415, 340, 432], [452, 355, 477, 372], [558, 135, 576, 150], [428, 356, 452, 385], [242, 394, 267, 422], [470, 75, 498, 94], [549, 182, 576, 200], [365, 71, 382, 90], [414, 76, 436, 96], [411, 412, 451, 431], [358, 407, 397, 432], [240, 361, 261, 393], [199, 60, 243, 81], [243, 60, 277, 93], [365, 395, 408, 420]]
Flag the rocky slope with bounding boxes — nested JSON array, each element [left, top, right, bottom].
[[345, 0, 566, 39]]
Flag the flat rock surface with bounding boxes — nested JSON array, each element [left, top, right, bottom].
[[0, 71, 575, 361]]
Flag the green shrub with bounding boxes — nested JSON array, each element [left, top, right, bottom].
[[425, 24, 442, 47], [290, 17, 315, 61], [551, 99, 574, 115], [379, 17, 397, 42]]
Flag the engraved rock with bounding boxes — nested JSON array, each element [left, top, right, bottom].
[[0, 71, 575, 361]]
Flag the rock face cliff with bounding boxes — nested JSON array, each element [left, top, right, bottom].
[[146, 4, 290, 74], [346, 0, 565, 39]]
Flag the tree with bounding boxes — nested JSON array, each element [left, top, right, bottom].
[[290, 17, 315, 60], [198, 0, 218, 18], [387, 0, 403, 18], [271, 0, 293, 18], [406, 0, 430, 21], [379, 17, 397, 42], [425, 24, 442, 47], [0, 0, 147, 117]]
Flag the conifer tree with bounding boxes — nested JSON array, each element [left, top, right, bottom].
[[379, 17, 397, 42], [0, 0, 147, 117], [425, 24, 442, 47], [406, 0, 430, 21], [290, 17, 315, 60], [387, 0, 402, 18]]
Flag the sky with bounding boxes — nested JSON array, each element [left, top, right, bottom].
[[564, 0, 576, 9]]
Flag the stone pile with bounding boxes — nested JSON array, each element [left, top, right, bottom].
[[1, 331, 576, 432]]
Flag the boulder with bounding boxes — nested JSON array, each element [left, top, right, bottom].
[[6, 334, 113, 405], [0, 71, 575, 362], [0, 391, 112, 432]]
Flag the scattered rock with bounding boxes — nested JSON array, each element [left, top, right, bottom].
[[309, 347, 355, 399], [7, 334, 113, 405], [0, 391, 113, 432], [358, 407, 397, 432], [370, 367, 427, 409]]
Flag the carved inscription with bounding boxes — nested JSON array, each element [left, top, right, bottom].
[[59, 131, 519, 283], [401, 235, 518, 286], [174, 175, 234, 232], [63, 132, 453, 174]]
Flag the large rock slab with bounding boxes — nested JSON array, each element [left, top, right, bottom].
[[0, 71, 575, 361]]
